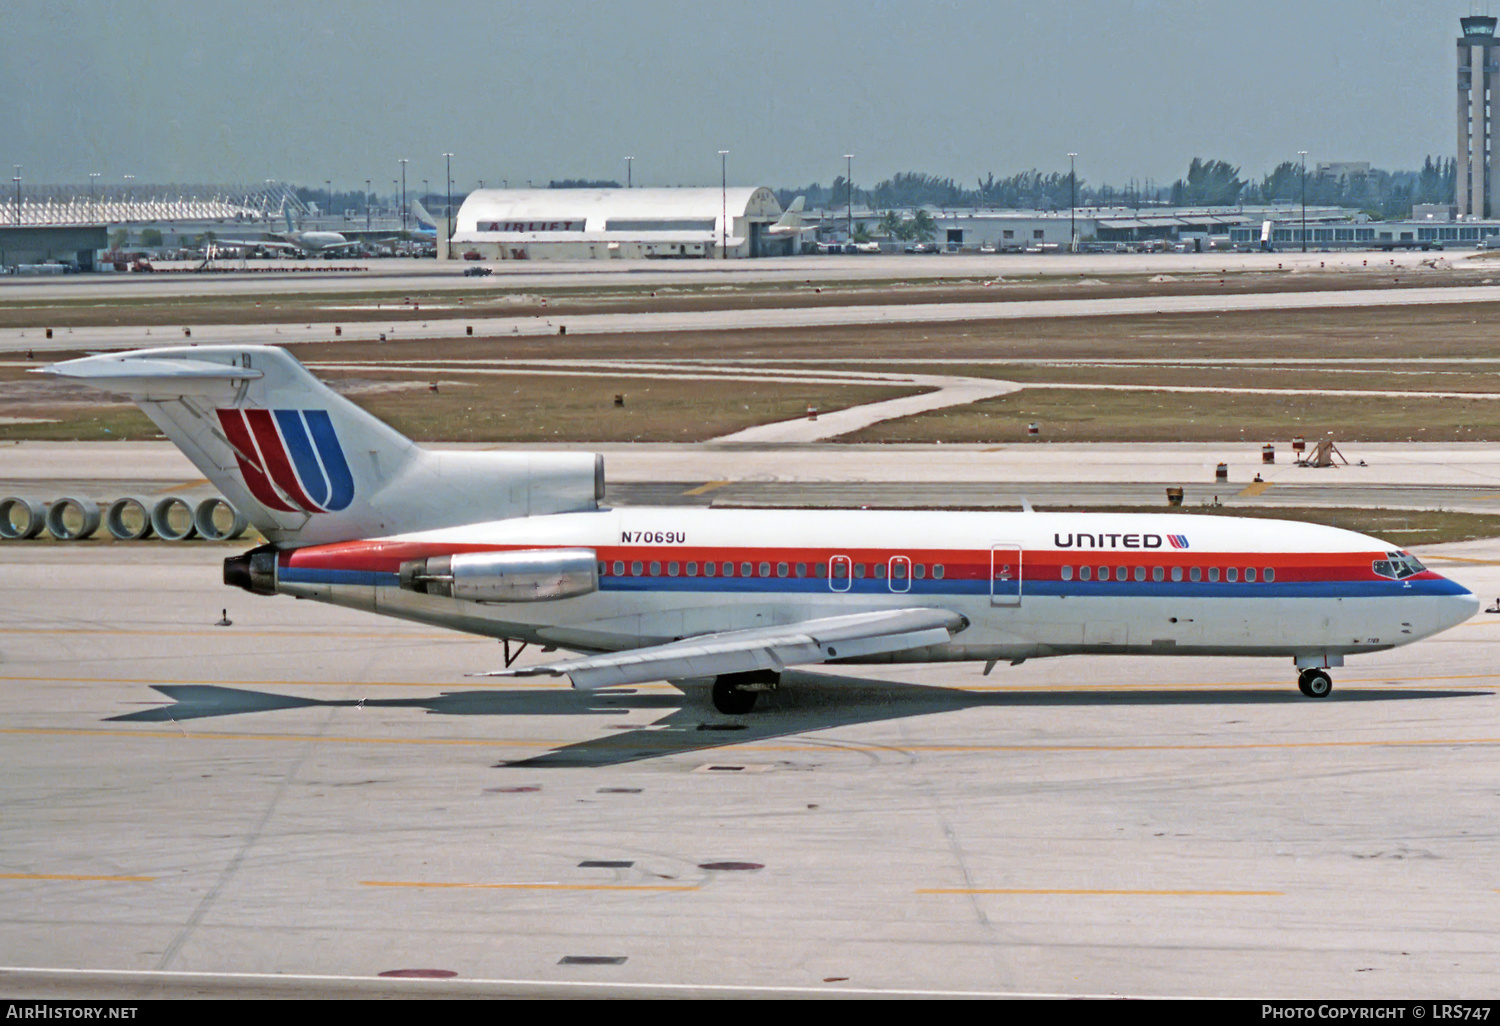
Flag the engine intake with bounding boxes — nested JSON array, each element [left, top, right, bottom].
[[399, 548, 598, 602]]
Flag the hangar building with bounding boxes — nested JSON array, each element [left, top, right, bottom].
[[446, 187, 790, 260]]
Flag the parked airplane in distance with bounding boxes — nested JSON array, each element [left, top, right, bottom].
[[43, 346, 1478, 714], [764, 196, 817, 238], [216, 206, 362, 257]]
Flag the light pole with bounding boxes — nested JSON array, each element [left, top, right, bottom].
[[844, 153, 854, 241], [625, 156, 633, 188], [365, 179, 371, 231], [1298, 151, 1308, 253], [718, 150, 729, 259], [1068, 152, 1078, 252], [443, 152, 453, 252], [89, 172, 100, 222], [399, 158, 409, 233], [422, 179, 429, 207], [324, 179, 331, 221]]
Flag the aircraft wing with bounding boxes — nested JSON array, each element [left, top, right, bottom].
[[482, 607, 967, 689], [213, 238, 299, 251]]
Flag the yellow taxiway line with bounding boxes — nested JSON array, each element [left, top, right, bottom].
[[681, 480, 732, 496]]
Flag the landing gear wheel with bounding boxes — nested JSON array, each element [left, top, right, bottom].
[[1298, 668, 1333, 698], [712, 677, 758, 715]]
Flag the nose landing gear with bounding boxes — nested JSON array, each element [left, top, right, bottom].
[[1298, 668, 1333, 698], [711, 670, 779, 714]]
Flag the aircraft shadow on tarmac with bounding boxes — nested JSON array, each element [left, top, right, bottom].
[[106, 673, 1488, 769]]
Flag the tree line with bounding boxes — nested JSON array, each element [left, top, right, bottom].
[[776, 156, 1459, 219]]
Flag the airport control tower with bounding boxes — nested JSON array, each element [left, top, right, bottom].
[[1458, 15, 1500, 217]]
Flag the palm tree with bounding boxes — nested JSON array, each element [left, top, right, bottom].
[[910, 209, 937, 242], [877, 210, 904, 239]]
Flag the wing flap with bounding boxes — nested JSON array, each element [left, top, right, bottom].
[[481, 607, 966, 689]]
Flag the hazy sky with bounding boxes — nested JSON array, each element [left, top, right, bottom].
[[1, 0, 1487, 193]]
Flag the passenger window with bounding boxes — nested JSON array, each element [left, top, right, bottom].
[[723, 562, 734, 577], [831, 561, 848, 579], [741, 562, 753, 577], [1264, 567, 1275, 582], [1226, 567, 1238, 583], [631, 561, 643, 576], [854, 563, 867, 579], [613, 560, 625, 576], [687, 562, 698, 576], [1208, 567, 1220, 582], [668, 562, 680, 577], [1134, 566, 1146, 582], [1079, 565, 1091, 581], [874, 563, 886, 579], [1245, 567, 1256, 583], [1061, 565, 1074, 581], [704, 561, 717, 577], [598, 561, 607, 576], [933, 565, 945, 579], [1170, 566, 1183, 582], [1152, 566, 1164, 582], [777, 562, 789, 577], [1189, 567, 1201, 582], [1098, 566, 1109, 581], [1117, 565, 1127, 581], [795, 563, 807, 577], [913, 564, 926, 579], [650, 561, 661, 576]]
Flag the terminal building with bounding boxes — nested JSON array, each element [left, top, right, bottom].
[[446, 187, 791, 260]]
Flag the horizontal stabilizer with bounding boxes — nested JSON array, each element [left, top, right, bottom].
[[40, 354, 263, 395], [481, 607, 967, 689]]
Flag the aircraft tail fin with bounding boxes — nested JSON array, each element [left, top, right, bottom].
[[410, 198, 438, 229], [770, 196, 805, 232], [40, 346, 603, 547]]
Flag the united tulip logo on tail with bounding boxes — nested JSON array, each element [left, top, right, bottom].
[[217, 409, 354, 513]]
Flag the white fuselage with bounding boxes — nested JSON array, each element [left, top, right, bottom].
[[275, 508, 1477, 670]]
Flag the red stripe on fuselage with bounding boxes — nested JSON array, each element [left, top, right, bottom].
[[281, 540, 1434, 585], [216, 409, 295, 513]]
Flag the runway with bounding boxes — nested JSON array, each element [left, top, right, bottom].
[[0, 250, 1460, 303], [1, 539, 1498, 997], [10, 441, 1500, 513], [11, 281, 1500, 355]]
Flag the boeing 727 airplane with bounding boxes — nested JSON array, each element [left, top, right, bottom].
[[43, 346, 1478, 713]]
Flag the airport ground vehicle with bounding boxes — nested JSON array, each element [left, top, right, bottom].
[[43, 347, 1478, 713]]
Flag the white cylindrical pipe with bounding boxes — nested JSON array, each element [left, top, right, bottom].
[[44, 496, 102, 541], [0, 496, 47, 540], [194, 497, 248, 541], [151, 496, 198, 541], [105, 497, 155, 540]]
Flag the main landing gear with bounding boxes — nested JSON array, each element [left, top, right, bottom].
[[711, 670, 779, 714], [1298, 668, 1333, 698]]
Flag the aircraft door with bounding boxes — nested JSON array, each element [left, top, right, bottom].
[[990, 545, 1021, 606], [829, 555, 852, 592], [888, 555, 911, 593]]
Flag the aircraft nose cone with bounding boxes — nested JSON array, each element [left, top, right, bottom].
[[1442, 583, 1481, 631]]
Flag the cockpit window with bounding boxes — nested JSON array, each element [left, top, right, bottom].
[[1372, 551, 1426, 580]]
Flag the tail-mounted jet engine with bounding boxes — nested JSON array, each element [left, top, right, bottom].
[[398, 549, 598, 602]]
